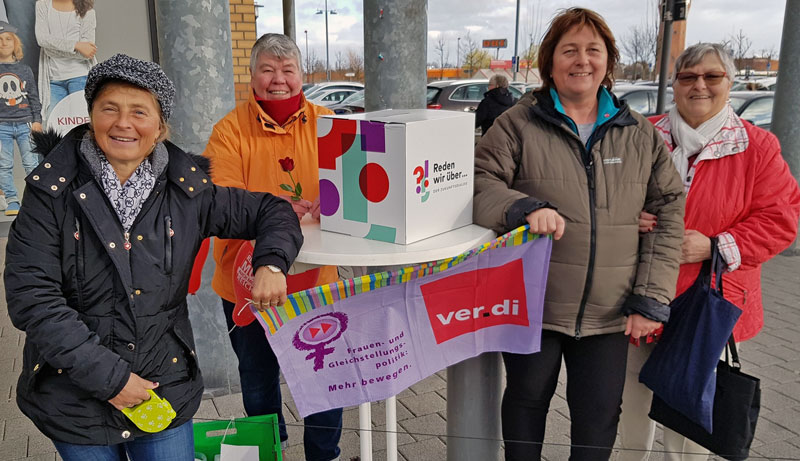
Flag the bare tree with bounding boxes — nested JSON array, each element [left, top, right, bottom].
[[621, 23, 657, 80], [726, 29, 752, 72], [434, 33, 449, 79], [461, 31, 483, 77], [345, 48, 364, 81], [334, 51, 346, 73], [306, 48, 321, 83]]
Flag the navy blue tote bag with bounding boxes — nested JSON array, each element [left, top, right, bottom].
[[649, 336, 761, 461], [638, 243, 742, 433]]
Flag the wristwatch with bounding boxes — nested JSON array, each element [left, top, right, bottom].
[[265, 264, 282, 274]]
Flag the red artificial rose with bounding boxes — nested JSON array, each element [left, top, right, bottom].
[[279, 157, 295, 172]]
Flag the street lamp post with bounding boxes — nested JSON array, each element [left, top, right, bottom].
[[457, 37, 461, 78], [316, 0, 336, 81], [304, 29, 310, 83]]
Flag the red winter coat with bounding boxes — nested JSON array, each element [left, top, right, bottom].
[[650, 114, 800, 341]]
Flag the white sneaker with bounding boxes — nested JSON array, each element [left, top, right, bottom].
[[0, 195, 7, 211]]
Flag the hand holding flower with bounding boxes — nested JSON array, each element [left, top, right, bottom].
[[279, 157, 303, 201]]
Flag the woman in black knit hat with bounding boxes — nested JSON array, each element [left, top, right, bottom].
[[5, 53, 303, 460]]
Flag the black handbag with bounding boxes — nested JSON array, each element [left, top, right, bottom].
[[649, 335, 761, 461]]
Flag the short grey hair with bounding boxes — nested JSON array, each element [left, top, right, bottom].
[[489, 74, 509, 89], [674, 43, 736, 82], [250, 33, 303, 74]]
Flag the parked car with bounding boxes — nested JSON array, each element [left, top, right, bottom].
[[729, 90, 774, 130], [426, 79, 524, 112], [304, 81, 364, 99], [307, 88, 360, 107], [731, 77, 777, 91], [612, 84, 673, 116], [328, 90, 365, 114]]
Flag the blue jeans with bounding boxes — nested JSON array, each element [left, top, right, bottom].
[[222, 299, 342, 461], [53, 419, 194, 461], [49, 75, 88, 113], [0, 122, 39, 202]]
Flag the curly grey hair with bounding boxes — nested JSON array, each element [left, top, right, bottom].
[[673, 43, 736, 82], [250, 33, 303, 74]]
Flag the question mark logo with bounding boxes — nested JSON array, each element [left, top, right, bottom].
[[413, 160, 430, 203], [413, 166, 426, 194]]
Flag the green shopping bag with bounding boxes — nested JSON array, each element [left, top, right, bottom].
[[193, 414, 282, 461]]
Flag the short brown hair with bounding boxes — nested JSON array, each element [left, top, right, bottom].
[[537, 7, 619, 91]]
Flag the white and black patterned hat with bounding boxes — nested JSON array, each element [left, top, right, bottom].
[[85, 53, 175, 121]]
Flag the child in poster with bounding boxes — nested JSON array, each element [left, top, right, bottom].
[[0, 22, 42, 215]]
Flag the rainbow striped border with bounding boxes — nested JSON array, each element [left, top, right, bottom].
[[256, 225, 546, 335]]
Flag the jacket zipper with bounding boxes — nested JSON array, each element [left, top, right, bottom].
[[74, 217, 86, 308], [575, 156, 596, 340], [164, 216, 173, 274]]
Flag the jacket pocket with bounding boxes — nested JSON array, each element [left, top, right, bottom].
[[170, 320, 198, 379]]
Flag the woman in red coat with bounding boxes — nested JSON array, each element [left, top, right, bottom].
[[618, 43, 800, 461]]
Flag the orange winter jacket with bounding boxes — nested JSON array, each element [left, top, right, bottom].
[[204, 91, 337, 303]]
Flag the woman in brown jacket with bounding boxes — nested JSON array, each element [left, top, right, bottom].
[[473, 8, 685, 460]]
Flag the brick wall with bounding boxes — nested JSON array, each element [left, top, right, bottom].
[[229, 0, 257, 102]]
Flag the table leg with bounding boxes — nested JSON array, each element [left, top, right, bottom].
[[446, 352, 503, 460], [359, 402, 373, 461], [386, 395, 398, 461]]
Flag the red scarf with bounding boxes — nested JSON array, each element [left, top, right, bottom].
[[255, 92, 302, 126]]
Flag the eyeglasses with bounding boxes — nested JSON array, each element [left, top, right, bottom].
[[675, 71, 727, 86]]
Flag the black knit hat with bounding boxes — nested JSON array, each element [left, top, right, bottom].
[[85, 53, 175, 121]]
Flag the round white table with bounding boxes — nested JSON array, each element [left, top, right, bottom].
[[295, 221, 495, 461]]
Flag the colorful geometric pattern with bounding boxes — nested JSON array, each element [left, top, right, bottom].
[[255, 225, 548, 335], [317, 118, 398, 242]]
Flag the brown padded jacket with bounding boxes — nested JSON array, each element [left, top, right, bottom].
[[473, 89, 685, 338]]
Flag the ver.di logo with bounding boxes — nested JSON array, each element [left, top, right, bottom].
[[412, 160, 430, 203], [293, 312, 348, 371]]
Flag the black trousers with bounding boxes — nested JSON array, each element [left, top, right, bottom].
[[502, 329, 629, 461]]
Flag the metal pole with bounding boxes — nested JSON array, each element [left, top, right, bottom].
[[773, 1, 800, 255], [153, 0, 238, 394], [457, 37, 461, 78], [656, 0, 674, 114], [304, 30, 310, 83], [282, 0, 296, 42], [447, 353, 503, 460], [364, 0, 427, 111], [325, 0, 331, 81], [513, 0, 520, 81]]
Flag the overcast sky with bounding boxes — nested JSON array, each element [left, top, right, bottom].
[[257, 0, 786, 66]]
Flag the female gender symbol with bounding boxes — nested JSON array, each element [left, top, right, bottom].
[[292, 312, 349, 371]]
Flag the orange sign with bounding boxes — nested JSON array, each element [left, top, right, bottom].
[[482, 39, 507, 49]]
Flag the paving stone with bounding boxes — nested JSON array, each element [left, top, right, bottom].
[[279, 383, 301, 422], [408, 374, 446, 395], [26, 434, 55, 457], [0, 436, 27, 459], [769, 328, 800, 345], [193, 398, 220, 422], [4, 417, 42, 440], [751, 440, 800, 459], [0, 401, 24, 423], [763, 344, 800, 362], [761, 387, 800, 412], [751, 364, 800, 384], [541, 434, 571, 461], [373, 449, 407, 461], [370, 423, 415, 451], [342, 406, 360, 432], [763, 407, 800, 436], [754, 417, 798, 444], [211, 393, 246, 418], [370, 399, 414, 426], [336, 430, 361, 461], [397, 436, 447, 461], [398, 413, 446, 442], [400, 390, 446, 417], [18, 454, 57, 461], [740, 349, 785, 368], [774, 381, 800, 403]]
